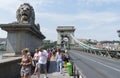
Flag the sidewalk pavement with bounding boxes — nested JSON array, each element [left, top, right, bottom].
[[31, 56, 73, 78]]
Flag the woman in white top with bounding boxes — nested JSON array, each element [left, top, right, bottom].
[[33, 48, 39, 66], [56, 48, 63, 74]]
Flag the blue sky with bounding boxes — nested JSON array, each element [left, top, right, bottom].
[[0, 0, 120, 41]]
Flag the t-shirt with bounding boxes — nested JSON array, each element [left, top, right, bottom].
[[56, 53, 62, 62], [33, 52, 39, 60], [38, 50, 48, 64]]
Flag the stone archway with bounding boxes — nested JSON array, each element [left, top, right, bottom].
[[56, 26, 75, 49]]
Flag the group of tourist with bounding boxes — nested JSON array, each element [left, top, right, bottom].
[[20, 47, 70, 78], [20, 47, 50, 78]]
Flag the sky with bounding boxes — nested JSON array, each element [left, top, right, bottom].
[[0, 0, 120, 41]]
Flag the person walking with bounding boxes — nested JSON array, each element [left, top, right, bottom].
[[64, 49, 70, 62], [33, 48, 39, 66], [63, 49, 70, 70], [20, 48, 32, 78], [56, 48, 63, 74], [33, 47, 48, 78], [46, 49, 51, 72]]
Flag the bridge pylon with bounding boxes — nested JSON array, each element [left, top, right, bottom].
[[56, 26, 75, 50]]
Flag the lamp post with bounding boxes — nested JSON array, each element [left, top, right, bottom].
[[117, 30, 120, 39], [60, 30, 65, 49], [63, 36, 69, 49]]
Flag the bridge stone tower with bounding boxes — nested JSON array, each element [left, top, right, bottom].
[[0, 3, 45, 55], [56, 26, 75, 49]]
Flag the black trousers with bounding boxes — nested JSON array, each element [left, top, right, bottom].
[[46, 60, 50, 72]]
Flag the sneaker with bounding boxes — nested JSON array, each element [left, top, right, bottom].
[[60, 72, 62, 74], [44, 75, 47, 78]]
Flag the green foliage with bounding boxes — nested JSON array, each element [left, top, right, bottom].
[[0, 48, 6, 51], [41, 41, 57, 49], [82, 40, 97, 45]]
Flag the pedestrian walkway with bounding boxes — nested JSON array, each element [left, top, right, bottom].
[[31, 56, 73, 78]]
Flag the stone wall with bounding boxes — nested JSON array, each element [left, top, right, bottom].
[[0, 57, 21, 78], [7, 30, 42, 54]]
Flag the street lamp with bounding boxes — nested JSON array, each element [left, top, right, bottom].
[[117, 30, 120, 38]]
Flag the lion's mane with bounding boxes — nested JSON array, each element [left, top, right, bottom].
[[16, 3, 35, 24]]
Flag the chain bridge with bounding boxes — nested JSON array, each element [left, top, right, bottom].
[[0, 2, 120, 78]]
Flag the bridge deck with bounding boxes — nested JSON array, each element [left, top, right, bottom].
[[31, 56, 72, 78]]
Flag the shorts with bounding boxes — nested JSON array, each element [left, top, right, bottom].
[[20, 67, 31, 76], [37, 63, 47, 70], [34, 60, 38, 66]]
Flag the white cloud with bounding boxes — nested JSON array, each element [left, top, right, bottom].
[[0, 28, 7, 38], [77, 0, 120, 5], [0, 0, 54, 14], [0, 0, 17, 8], [77, 12, 118, 23], [36, 13, 75, 22], [36, 11, 120, 40], [0, 0, 18, 14], [0, 0, 120, 41], [41, 27, 55, 34], [37, 11, 118, 22], [41, 27, 57, 40]]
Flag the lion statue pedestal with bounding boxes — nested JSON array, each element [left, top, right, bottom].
[[0, 3, 45, 55]]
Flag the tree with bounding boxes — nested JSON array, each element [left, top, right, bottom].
[[41, 40, 57, 49]]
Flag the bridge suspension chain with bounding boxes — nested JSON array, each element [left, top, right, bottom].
[[70, 34, 98, 50]]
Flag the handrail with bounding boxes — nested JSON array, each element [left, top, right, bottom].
[[73, 62, 86, 78], [73, 47, 120, 59], [69, 59, 86, 78]]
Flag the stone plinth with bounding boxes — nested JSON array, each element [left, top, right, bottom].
[[0, 24, 45, 55]]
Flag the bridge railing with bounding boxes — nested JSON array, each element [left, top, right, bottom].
[[69, 54, 86, 78], [73, 47, 120, 59], [71, 61, 86, 78]]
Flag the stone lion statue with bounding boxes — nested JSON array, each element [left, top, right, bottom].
[[16, 3, 35, 24]]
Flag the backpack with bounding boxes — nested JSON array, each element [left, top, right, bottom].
[[62, 54, 70, 62], [62, 54, 66, 61]]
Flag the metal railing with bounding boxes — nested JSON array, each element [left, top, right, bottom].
[[73, 47, 120, 59], [72, 62, 86, 78], [69, 58, 86, 78], [68, 48, 120, 78]]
